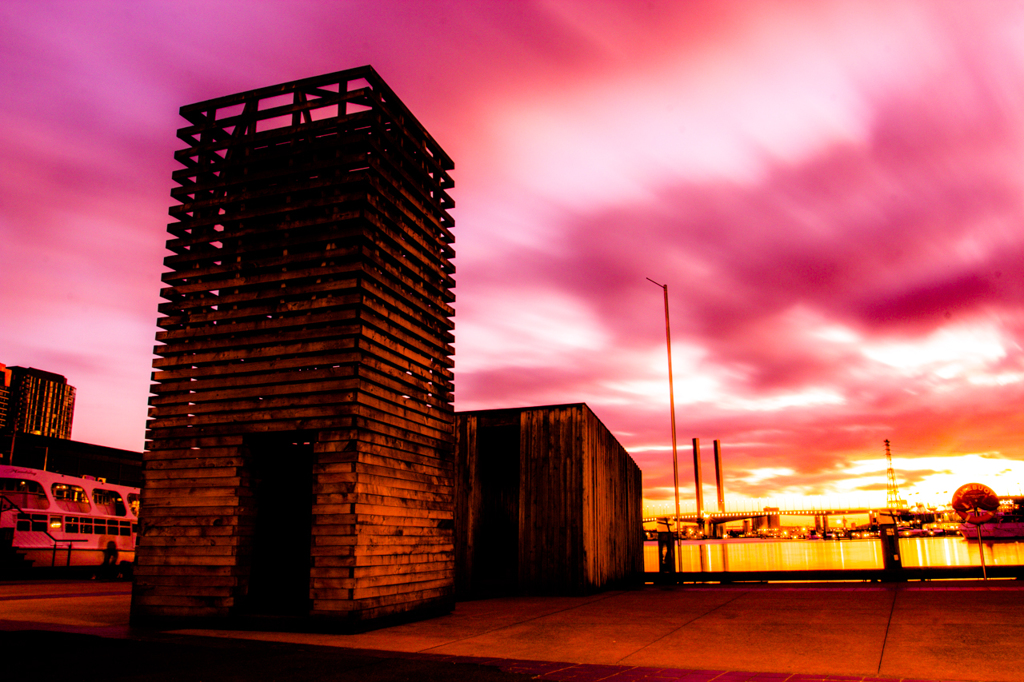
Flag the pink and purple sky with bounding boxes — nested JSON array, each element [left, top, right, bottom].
[[4, 1, 1024, 514]]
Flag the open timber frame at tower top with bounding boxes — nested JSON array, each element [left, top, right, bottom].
[[131, 66, 457, 628]]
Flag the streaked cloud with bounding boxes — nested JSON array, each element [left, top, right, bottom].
[[3, 1, 1024, 514]]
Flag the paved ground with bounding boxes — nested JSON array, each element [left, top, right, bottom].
[[2, 578, 1022, 681]]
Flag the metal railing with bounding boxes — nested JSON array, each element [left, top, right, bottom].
[[0, 494, 85, 567]]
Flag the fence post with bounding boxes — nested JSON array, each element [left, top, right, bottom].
[[877, 511, 903, 579]]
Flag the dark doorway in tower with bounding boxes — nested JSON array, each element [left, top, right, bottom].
[[473, 416, 521, 595], [244, 432, 315, 616]]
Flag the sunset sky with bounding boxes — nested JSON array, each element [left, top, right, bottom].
[[4, 1, 1024, 514]]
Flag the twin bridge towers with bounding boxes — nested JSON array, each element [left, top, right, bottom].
[[648, 438, 731, 533], [650, 439, 785, 535], [649, 439, 910, 534], [692, 438, 726, 519], [650, 438, 873, 535]]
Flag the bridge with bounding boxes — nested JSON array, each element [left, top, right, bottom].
[[643, 438, 954, 536], [642, 507, 876, 526], [640, 506, 946, 540], [642, 508, 883, 538]]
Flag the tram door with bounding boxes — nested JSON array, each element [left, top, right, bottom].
[[245, 434, 314, 615]]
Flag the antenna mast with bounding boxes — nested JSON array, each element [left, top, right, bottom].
[[885, 439, 907, 509]]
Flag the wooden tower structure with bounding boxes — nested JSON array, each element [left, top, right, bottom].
[[131, 66, 456, 628]]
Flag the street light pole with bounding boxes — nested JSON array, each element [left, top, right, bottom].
[[647, 277, 681, 570]]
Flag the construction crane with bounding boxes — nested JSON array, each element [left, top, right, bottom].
[[885, 439, 908, 509]]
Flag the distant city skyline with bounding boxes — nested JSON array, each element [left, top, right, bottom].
[[4, 1, 1024, 513]]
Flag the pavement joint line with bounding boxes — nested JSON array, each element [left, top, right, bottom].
[[415, 591, 626, 654], [612, 589, 751, 667], [876, 587, 899, 676], [401, 651, 962, 682]]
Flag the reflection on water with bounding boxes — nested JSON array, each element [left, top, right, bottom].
[[899, 536, 1024, 568], [643, 537, 1024, 572]]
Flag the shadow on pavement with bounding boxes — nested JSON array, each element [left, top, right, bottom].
[[1, 630, 535, 682]]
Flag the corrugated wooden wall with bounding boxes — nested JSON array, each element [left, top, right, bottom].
[[581, 407, 643, 587], [131, 66, 456, 628], [518, 405, 584, 592], [455, 404, 642, 596]]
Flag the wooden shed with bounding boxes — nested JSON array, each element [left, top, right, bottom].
[[131, 67, 456, 630], [454, 404, 643, 597]]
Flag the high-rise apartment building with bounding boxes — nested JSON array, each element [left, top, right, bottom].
[[0, 364, 75, 439], [0, 364, 11, 432], [132, 67, 456, 629]]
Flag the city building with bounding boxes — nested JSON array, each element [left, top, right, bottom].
[[0, 363, 139, 480], [0, 364, 11, 432], [132, 67, 456, 630], [0, 364, 75, 439]]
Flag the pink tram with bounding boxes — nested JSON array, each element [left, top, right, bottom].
[[0, 464, 139, 570]]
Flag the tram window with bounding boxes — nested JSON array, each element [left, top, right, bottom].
[[127, 493, 140, 516], [131, 523, 138, 535], [80, 518, 93, 534], [0, 478, 51, 510], [92, 489, 127, 517], [119, 521, 131, 536], [16, 513, 30, 531], [49, 516, 63, 531], [52, 483, 91, 513], [66, 516, 79, 533], [93, 518, 107, 534], [31, 514, 47, 532]]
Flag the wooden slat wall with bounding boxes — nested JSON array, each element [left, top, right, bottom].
[[518, 405, 580, 592], [581, 406, 643, 588], [132, 66, 456, 627], [454, 404, 642, 597]]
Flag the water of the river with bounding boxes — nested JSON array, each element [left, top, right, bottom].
[[642, 536, 1024, 572]]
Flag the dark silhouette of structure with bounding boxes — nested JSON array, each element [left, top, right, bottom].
[[131, 67, 455, 628], [454, 404, 643, 597], [0, 364, 75, 439], [0, 431, 141, 486]]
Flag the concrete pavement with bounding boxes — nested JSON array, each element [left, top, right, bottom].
[[2, 578, 1023, 681]]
